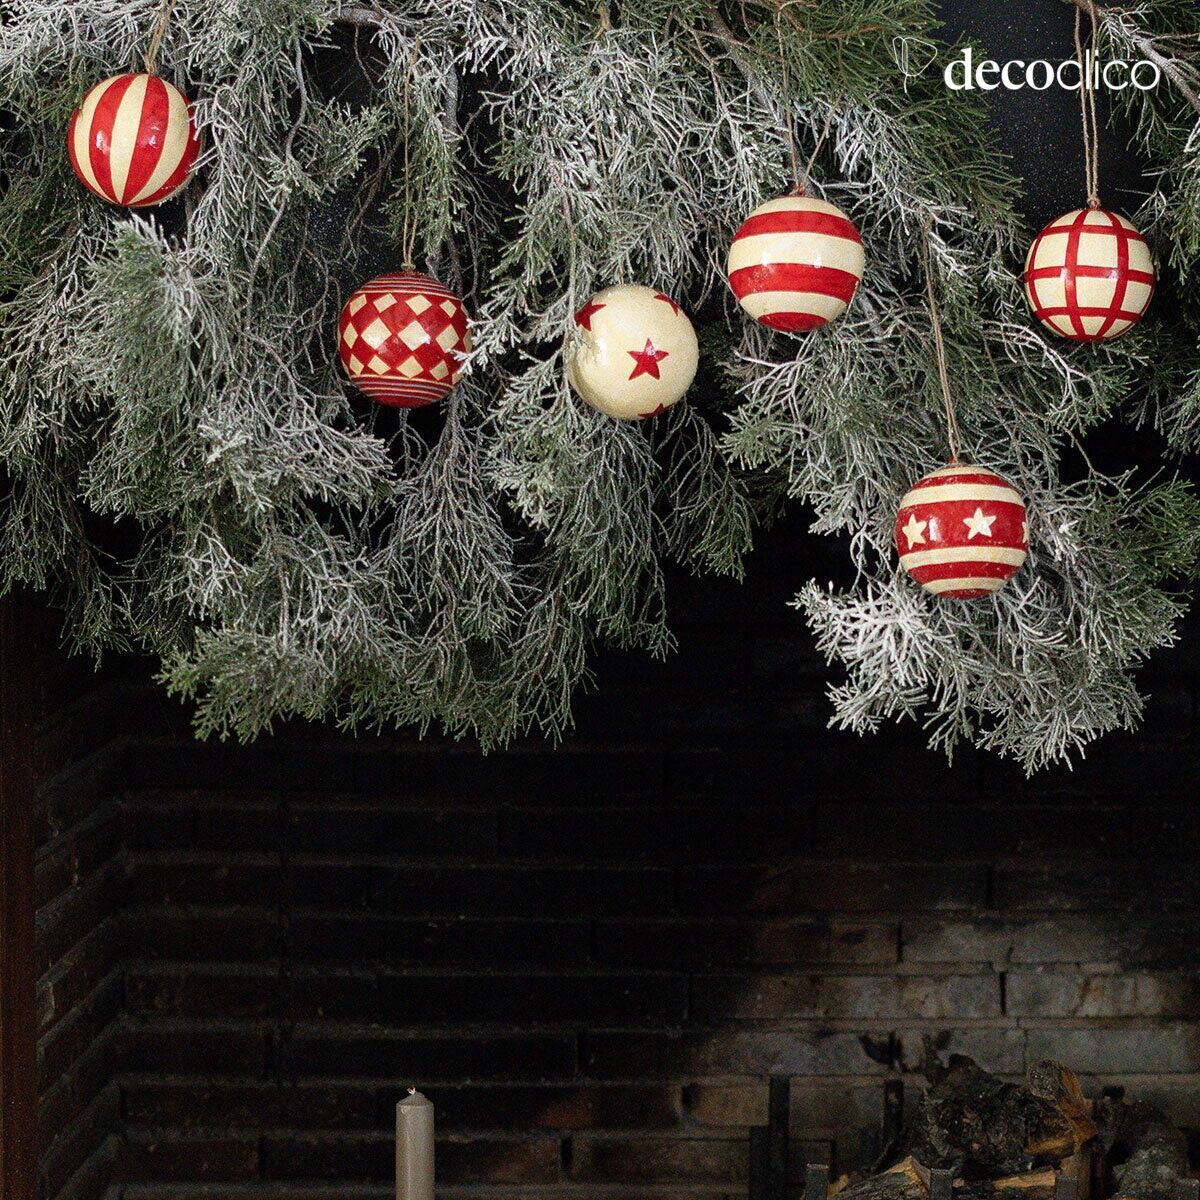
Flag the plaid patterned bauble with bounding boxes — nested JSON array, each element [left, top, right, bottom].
[[1023, 208, 1155, 342], [337, 271, 470, 407]]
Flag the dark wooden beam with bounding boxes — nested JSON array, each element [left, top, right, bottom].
[[768, 1076, 790, 1200], [749, 1126, 770, 1200], [0, 590, 39, 1200]]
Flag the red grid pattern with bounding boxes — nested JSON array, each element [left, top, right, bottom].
[[1023, 209, 1155, 342]]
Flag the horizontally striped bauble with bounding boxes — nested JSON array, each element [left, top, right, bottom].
[[566, 283, 698, 420], [337, 271, 470, 408], [895, 463, 1028, 600], [68, 73, 200, 207], [1023, 207, 1156, 342], [727, 194, 864, 332]]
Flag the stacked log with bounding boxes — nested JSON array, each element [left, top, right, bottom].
[[819, 1056, 1192, 1200]]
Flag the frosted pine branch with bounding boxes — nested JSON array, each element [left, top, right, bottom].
[[0, 0, 1197, 765]]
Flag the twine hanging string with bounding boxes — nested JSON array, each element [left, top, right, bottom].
[[799, 96, 840, 195], [1074, 0, 1103, 209], [922, 219, 964, 465], [399, 37, 422, 271], [142, 0, 177, 75], [773, 10, 802, 186], [774, 7, 840, 195]]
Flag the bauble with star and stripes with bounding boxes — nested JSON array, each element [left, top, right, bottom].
[[566, 284, 698, 420], [1023, 207, 1155, 342], [68, 73, 200, 207], [895, 463, 1028, 600], [727, 192, 864, 332], [337, 271, 471, 408]]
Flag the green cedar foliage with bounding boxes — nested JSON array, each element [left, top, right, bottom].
[[0, 0, 1197, 768]]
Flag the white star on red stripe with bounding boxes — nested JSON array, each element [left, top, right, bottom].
[[963, 507, 997, 539], [901, 515, 927, 548]]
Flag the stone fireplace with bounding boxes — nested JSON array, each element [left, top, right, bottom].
[[16, 520, 1200, 1200]]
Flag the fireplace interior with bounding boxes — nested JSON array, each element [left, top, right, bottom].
[[8, 0, 1197, 1197], [21, 516, 1200, 1200]]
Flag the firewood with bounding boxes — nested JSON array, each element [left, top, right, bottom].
[[1102, 1101, 1191, 1200], [904, 1056, 1096, 1177], [972, 1168, 1058, 1199], [888, 1156, 931, 1191], [824, 1058, 1185, 1200], [1025, 1061, 1098, 1159], [832, 1157, 930, 1200]]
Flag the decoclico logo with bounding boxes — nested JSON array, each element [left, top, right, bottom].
[[944, 46, 1162, 91]]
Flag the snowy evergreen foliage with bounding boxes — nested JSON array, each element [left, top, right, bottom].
[[0, 0, 1198, 767]]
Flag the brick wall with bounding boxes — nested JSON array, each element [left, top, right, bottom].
[[34, 649, 129, 1200], [28, 520, 1200, 1200]]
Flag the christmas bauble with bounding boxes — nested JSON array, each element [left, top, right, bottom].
[[337, 271, 471, 407], [727, 194, 864, 332], [566, 284, 698, 420], [895, 463, 1028, 600], [67, 73, 200, 207], [1023, 208, 1155, 341]]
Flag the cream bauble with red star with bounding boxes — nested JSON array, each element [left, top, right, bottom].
[[895, 463, 1028, 600], [566, 284, 699, 420]]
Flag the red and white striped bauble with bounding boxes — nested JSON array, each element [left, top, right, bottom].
[[895, 463, 1028, 600], [727, 193, 864, 332], [67, 73, 200, 207], [337, 271, 470, 408], [1023, 207, 1155, 341]]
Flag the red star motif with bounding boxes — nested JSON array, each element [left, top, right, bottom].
[[627, 339, 669, 380], [653, 292, 680, 314], [574, 300, 606, 331], [639, 403, 669, 420]]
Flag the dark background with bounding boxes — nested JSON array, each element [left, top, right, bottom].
[[939, 0, 1151, 226], [30, 5, 1200, 1200]]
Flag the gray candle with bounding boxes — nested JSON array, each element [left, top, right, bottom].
[[396, 1088, 435, 1200]]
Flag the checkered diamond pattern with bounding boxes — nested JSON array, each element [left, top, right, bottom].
[[337, 271, 470, 407]]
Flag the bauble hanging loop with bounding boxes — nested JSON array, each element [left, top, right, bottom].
[[895, 463, 1028, 600], [727, 194, 864, 332], [337, 271, 470, 408], [1023, 208, 1155, 341], [67, 73, 200, 207], [566, 283, 698, 420]]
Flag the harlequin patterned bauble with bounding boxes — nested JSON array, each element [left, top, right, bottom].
[[1023, 208, 1155, 341], [727, 193, 864, 332], [895, 463, 1028, 600], [337, 272, 471, 408], [68, 73, 200, 207], [566, 284, 698, 420]]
